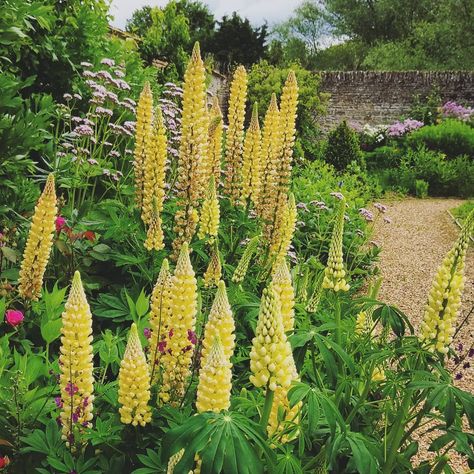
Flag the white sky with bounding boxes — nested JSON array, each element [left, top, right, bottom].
[[109, 0, 301, 29]]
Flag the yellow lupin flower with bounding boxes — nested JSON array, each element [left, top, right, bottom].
[[232, 235, 260, 284], [323, 198, 350, 292], [59, 271, 94, 442], [306, 271, 324, 313], [223, 65, 248, 204], [250, 284, 293, 391], [203, 243, 222, 287], [419, 211, 473, 354], [167, 450, 184, 474], [269, 193, 297, 260], [144, 207, 164, 251], [371, 367, 386, 382], [148, 259, 173, 384], [172, 42, 208, 258], [142, 106, 167, 225], [257, 94, 281, 221], [18, 174, 57, 301], [241, 102, 262, 204], [201, 280, 235, 362], [196, 336, 232, 413], [207, 96, 223, 186], [198, 176, 219, 241], [160, 242, 197, 404], [355, 310, 373, 336], [134, 82, 154, 208], [118, 323, 152, 426], [272, 258, 295, 332], [268, 355, 300, 442]]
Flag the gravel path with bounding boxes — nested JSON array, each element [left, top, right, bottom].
[[373, 197, 473, 473]]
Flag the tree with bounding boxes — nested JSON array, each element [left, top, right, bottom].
[[175, 0, 215, 51], [208, 12, 267, 71]]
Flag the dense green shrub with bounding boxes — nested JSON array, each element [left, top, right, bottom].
[[383, 147, 474, 197], [364, 145, 401, 170], [407, 119, 474, 159], [324, 121, 364, 171]]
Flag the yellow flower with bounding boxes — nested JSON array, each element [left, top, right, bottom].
[[371, 366, 386, 382], [203, 243, 222, 287], [59, 271, 94, 442], [118, 323, 152, 426], [134, 82, 154, 208], [172, 42, 208, 258], [241, 102, 262, 204], [306, 271, 324, 313], [201, 280, 235, 362], [160, 242, 197, 404], [419, 211, 473, 354], [268, 355, 300, 442], [272, 258, 295, 332], [142, 106, 167, 225], [144, 206, 164, 251], [196, 337, 232, 413], [257, 93, 281, 222], [224, 65, 248, 205], [18, 174, 57, 301], [148, 259, 173, 384], [207, 96, 223, 187], [250, 284, 293, 391], [232, 235, 259, 284], [323, 198, 350, 292], [355, 310, 373, 335], [198, 176, 219, 241], [269, 193, 297, 260]]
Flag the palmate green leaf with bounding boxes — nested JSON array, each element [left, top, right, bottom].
[[452, 386, 474, 428], [161, 411, 275, 474], [275, 449, 303, 474], [347, 432, 378, 474]]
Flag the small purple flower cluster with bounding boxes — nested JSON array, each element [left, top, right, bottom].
[[441, 101, 473, 121], [359, 208, 374, 222], [453, 343, 474, 381], [159, 82, 183, 159], [387, 118, 424, 137]]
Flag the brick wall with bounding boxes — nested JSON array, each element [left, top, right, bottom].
[[317, 71, 474, 131]]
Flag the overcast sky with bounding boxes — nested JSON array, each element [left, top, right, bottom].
[[109, 0, 301, 29]]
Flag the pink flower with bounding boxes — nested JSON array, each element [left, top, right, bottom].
[[56, 216, 66, 232], [5, 309, 24, 327], [144, 328, 151, 339]]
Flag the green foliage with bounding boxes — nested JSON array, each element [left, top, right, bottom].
[[407, 119, 474, 159], [364, 146, 401, 171], [324, 121, 364, 171], [415, 179, 429, 198], [452, 201, 474, 224]]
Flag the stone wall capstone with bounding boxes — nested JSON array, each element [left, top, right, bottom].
[[317, 71, 474, 131]]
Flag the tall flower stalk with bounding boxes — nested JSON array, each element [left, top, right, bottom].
[[18, 174, 57, 301], [172, 43, 208, 258], [58, 271, 94, 444], [159, 243, 197, 405], [118, 323, 152, 426], [207, 96, 223, 186], [272, 258, 295, 333], [198, 176, 220, 242], [223, 66, 248, 204], [269, 193, 297, 261], [203, 242, 222, 287]]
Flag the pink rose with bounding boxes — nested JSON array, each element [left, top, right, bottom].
[[55, 216, 66, 232], [5, 309, 24, 327]]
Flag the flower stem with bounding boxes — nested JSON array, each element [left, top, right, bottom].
[[260, 388, 275, 431]]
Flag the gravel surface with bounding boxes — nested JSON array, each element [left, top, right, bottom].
[[373, 197, 473, 473]]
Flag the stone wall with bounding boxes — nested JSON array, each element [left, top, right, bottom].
[[317, 71, 474, 131]]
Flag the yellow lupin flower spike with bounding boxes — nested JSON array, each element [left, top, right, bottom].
[[172, 42, 208, 259], [272, 258, 295, 332], [241, 102, 262, 204], [323, 198, 350, 292], [196, 336, 232, 413], [148, 259, 173, 384], [134, 82, 154, 209], [371, 366, 386, 382], [224, 65, 248, 205], [355, 310, 373, 336], [419, 210, 473, 354], [59, 271, 94, 443], [257, 93, 281, 222], [18, 173, 57, 301], [118, 323, 152, 426], [306, 271, 324, 313], [250, 283, 293, 391], [142, 106, 167, 225], [160, 242, 197, 405], [232, 235, 260, 284], [270, 192, 297, 261], [198, 176, 220, 241], [207, 96, 223, 186], [203, 243, 222, 287], [144, 204, 164, 251], [268, 355, 301, 443], [202, 280, 235, 362]]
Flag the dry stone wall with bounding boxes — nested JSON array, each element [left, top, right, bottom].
[[317, 71, 474, 131]]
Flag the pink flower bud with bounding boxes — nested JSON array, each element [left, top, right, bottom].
[[5, 309, 24, 327]]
